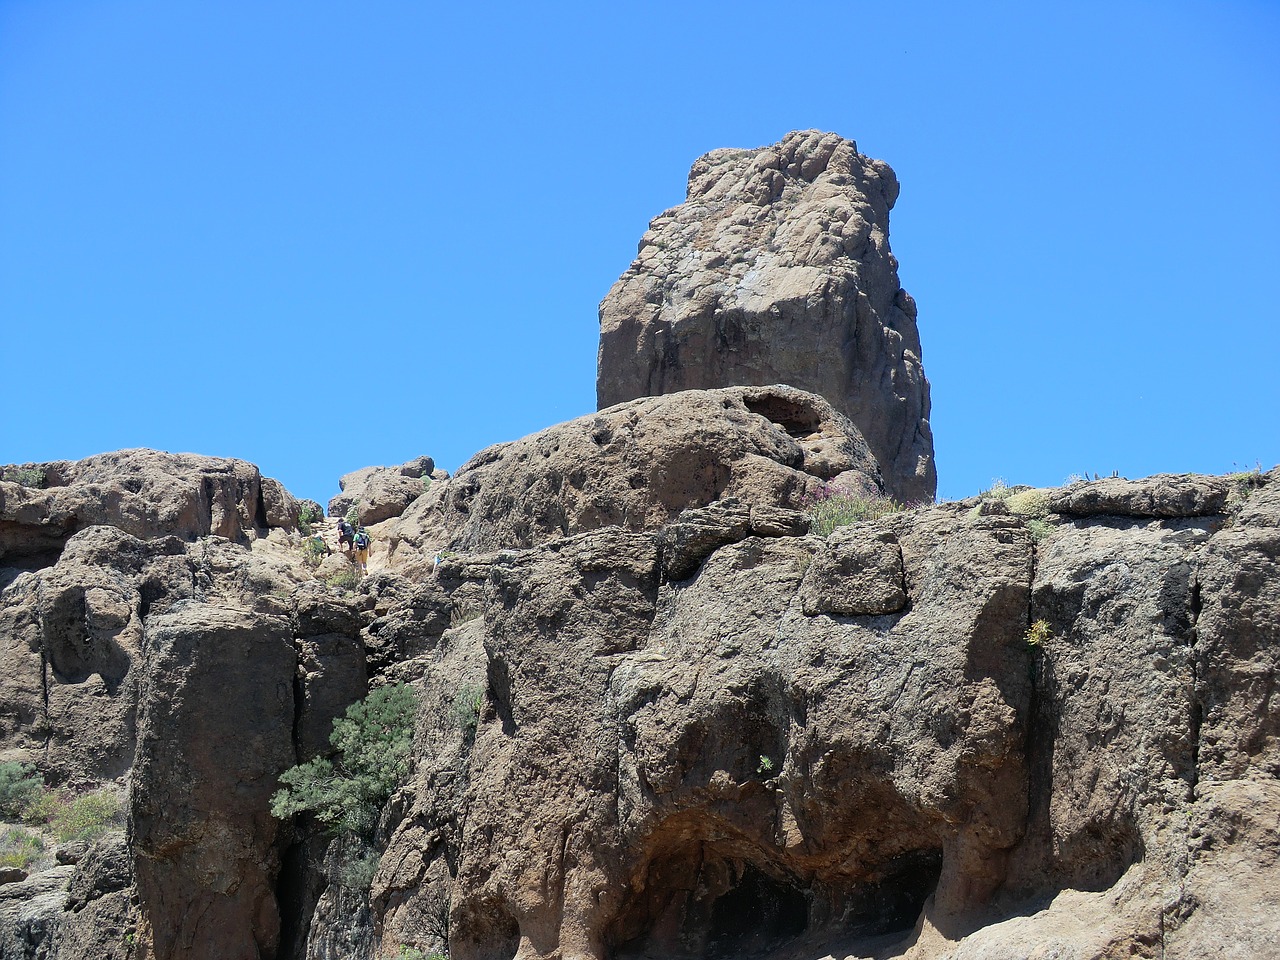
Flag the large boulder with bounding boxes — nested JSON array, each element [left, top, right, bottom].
[[598, 130, 935, 503], [0, 449, 301, 567], [383, 384, 883, 568], [328, 456, 439, 526], [132, 603, 297, 960]]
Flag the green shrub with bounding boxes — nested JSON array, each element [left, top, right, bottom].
[[803, 482, 904, 537], [1227, 466, 1266, 511], [1025, 519, 1055, 543], [300, 536, 329, 568], [326, 568, 362, 591], [0, 826, 45, 871], [0, 763, 42, 819], [20, 787, 59, 826], [299, 502, 324, 525], [2, 466, 45, 488], [48, 787, 123, 843], [345, 503, 361, 527], [1026, 619, 1053, 648], [979, 478, 1013, 502], [449, 601, 482, 628], [341, 845, 381, 891], [452, 684, 485, 735], [271, 683, 418, 837], [1005, 488, 1050, 517]]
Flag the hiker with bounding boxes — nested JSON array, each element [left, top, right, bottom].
[[311, 533, 331, 557], [354, 527, 370, 574], [337, 518, 355, 555]]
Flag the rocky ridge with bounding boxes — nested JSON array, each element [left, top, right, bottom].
[[1, 445, 1276, 960]]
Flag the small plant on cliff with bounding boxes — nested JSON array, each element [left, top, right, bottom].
[[345, 503, 362, 527], [1025, 518, 1055, 543], [1025, 619, 1053, 648], [300, 537, 329, 568], [341, 844, 382, 891], [1227, 464, 1266, 511], [271, 683, 418, 837], [20, 784, 124, 842], [0, 763, 41, 819], [296, 501, 324, 536], [452, 683, 485, 735], [394, 948, 437, 960], [757, 755, 774, 775], [0, 826, 45, 871], [326, 567, 362, 591], [802, 482, 904, 537], [2, 466, 45, 487], [449, 601, 482, 628]]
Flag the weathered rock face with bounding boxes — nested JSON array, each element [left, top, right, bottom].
[[328, 457, 442, 527], [0, 451, 370, 960], [132, 603, 297, 960], [367, 468, 1280, 960], [383, 384, 881, 571], [3, 447, 1278, 960], [0, 449, 301, 568], [597, 131, 935, 503]]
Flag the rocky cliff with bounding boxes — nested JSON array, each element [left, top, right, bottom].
[[597, 131, 935, 504], [1, 443, 1276, 960]]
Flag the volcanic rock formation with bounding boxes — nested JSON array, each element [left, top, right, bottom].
[[381, 385, 880, 573], [1, 135, 1277, 960], [2, 446, 1277, 960], [597, 130, 935, 504]]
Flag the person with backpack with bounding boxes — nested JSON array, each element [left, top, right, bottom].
[[337, 518, 355, 555], [354, 527, 370, 574]]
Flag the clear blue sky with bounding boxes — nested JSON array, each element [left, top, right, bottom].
[[3, 1, 1277, 505]]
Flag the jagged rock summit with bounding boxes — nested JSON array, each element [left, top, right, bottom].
[[598, 130, 934, 504]]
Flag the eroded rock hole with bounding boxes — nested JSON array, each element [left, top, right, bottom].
[[835, 848, 942, 939], [706, 863, 808, 957], [742, 394, 823, 438], [611, 856, 809, 960]]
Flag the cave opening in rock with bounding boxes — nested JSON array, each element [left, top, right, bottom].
[[705, 862, 809, 958], [608, 841, 944, 960], [836, 848, 943, 939], [608, 852, 811, 960], [742, 392, 823, 438]]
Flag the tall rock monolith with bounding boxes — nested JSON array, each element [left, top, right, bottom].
[[597, 130, 935, 503]]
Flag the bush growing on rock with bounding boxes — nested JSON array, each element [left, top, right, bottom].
[[1, 465, 45, 487], [19, 784, 124, 842], [0, 762, 42, 819], [300, 537, 329, 568], [326, 567, 362, 591], [803, 482, 904, 536], [48, 787, 123, 842], [0, 825, 45, 871], [271, 683, 418, 836], [452, 684, 485, 735]]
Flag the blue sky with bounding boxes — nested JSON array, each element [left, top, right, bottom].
[[3, 1, 1277, 505]]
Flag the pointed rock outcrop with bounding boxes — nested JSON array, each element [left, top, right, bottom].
[[597, 130, 935, 503]]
